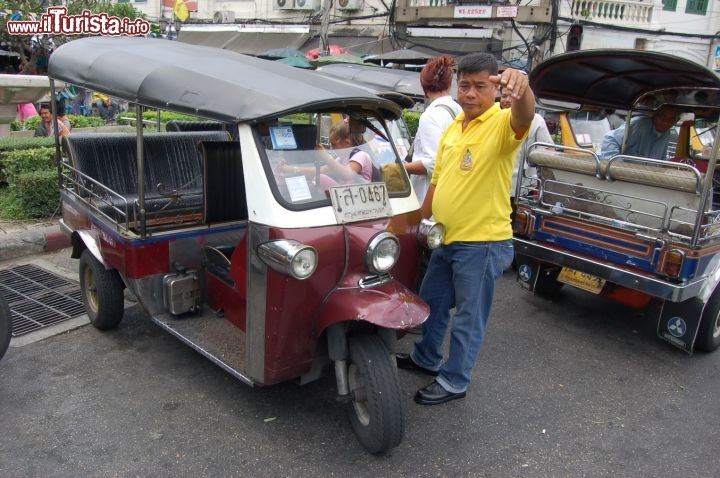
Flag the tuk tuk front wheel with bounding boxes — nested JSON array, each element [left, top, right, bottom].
[[347, 334, 404, 454], [0, 292, 11, 360], [695, 286, 720, 352], [79, 250, 125, 330]]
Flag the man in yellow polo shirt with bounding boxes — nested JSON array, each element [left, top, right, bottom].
[[397, 52, 536, 405]]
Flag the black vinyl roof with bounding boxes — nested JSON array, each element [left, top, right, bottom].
[[315, 63, 424, 99], [48, 36, 401, 123], [530, 50, 720, 111]]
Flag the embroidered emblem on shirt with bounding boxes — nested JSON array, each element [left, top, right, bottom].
[[460, 149, 473, 171]]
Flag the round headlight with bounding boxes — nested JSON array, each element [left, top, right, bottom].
[[418, 219, 445, 250], [365, 232, 400, 274], [292, 248, 318, 279], [258, 240, 318, 280]]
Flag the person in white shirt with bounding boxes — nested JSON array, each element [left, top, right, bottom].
[[500, 91, 553, 200], [404, 56, 463, 203]]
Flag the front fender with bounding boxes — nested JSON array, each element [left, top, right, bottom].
[[317, 279, 429, 335]]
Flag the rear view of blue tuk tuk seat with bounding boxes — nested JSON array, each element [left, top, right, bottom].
[[62, 130, 230, 228], [526, 145, 707, 236]]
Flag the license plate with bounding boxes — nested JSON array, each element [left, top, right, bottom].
[[557, 267, 606, 294], [329, 182, 392, 223]]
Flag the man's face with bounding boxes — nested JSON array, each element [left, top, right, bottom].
[[457, 70, 499, 120], [500, 92, 512, 109], [39, 108, 52, 121], [652, 108, 681, 133]]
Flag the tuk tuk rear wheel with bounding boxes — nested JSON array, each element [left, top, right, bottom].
[[347, 334, 404, 454], [0, 292, 11, 360], [79, 250, 125, 330], [535, 265, 564, 297], [695, 285, 720, 352]]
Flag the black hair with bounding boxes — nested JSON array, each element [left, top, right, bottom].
[[38, 100, 66, 115], [456, 53, 498, 78]]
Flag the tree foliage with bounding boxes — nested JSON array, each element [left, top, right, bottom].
[[0, 0, 145, 74]]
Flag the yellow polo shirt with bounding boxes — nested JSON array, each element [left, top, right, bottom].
[[431, 103, 525, 243]]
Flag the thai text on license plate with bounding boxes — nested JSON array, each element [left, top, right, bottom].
[[330, 182, 392, 223], [557, 267, 606, 294]]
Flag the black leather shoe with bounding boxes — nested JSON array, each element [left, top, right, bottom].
[[395, 353, 439, 376], [414, 381, 466, 405]]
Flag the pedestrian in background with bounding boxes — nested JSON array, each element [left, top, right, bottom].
[[96, 95, 119, 123], [397, 52, 536, 405], [404, 55, 462, 204], [34, 103, 70, 138]]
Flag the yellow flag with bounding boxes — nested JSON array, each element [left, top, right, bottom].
[[173, 0, 189, 22]]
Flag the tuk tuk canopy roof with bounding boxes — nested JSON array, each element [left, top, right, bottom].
[[530, 50, 720, 112], [315, 64, 425, 100], [48, 37, 401, 123]]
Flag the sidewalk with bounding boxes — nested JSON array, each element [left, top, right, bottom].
[[0, 218, 72, 262]]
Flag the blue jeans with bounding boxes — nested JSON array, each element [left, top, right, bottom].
[[411, 240, 514, 393]]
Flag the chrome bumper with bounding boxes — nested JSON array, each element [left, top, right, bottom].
[[513, 237, 704, 302]]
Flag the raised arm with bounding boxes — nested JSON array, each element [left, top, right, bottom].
[[490, 69, 536, 138]]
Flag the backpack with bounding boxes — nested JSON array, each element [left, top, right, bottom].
[[350, 147, 383, 182], [404, 103, 457, 163], [435, 103, 458, 120]]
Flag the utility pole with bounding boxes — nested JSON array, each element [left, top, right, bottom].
[[319, 0, 333, 56]]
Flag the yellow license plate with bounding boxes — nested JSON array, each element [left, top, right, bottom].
[[557, 267, 606, 294]]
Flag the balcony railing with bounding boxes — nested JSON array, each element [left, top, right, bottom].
[[407, 0, 451, 5], [569, 0, 656, 24], [396, 0, 658, 28]]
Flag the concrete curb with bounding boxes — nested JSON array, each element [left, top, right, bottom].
[[0, 225, 71, 262]]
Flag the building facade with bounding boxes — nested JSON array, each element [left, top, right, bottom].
[[124, 0, 720, 70]]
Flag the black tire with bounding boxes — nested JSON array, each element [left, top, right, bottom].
[[0, 292, 11, 361], [696, 286, 720, 352], [347, 334, 404, 454], [535, 265, 565, 297], [79, 249, 125, 330]]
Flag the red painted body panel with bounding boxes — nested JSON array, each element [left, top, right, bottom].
[[206, 274, 246, 330], [316, 279, 429, 331], [262, 225, 346, 384], [260, 216, 426, 384], [65, 188, 427, 385]]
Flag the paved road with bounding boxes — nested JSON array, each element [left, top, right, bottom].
[[1, 252, 719, 477]]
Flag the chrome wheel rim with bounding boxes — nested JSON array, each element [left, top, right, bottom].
[[83, 266, 98, 314], [348, 363, 370, 427]]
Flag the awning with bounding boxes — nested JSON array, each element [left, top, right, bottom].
[[322, 35, 501, 58], [177, 29, 312, 56], [177, 27, 502, 58]]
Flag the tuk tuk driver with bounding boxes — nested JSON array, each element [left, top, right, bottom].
[[599, 105, 682, 160]]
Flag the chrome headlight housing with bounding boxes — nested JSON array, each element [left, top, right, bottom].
[[417, 219, 445, 249], [258, 239, 318, 280], [365, 231, 400, 274]]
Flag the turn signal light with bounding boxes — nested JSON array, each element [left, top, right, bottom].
[[513, 210, 530, 236], [663, 249, 684, 278]]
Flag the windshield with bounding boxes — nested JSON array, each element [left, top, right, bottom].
[[568, 112, 611, 153], [695, 121, 716, 148], [258, 110, 412, 209]]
